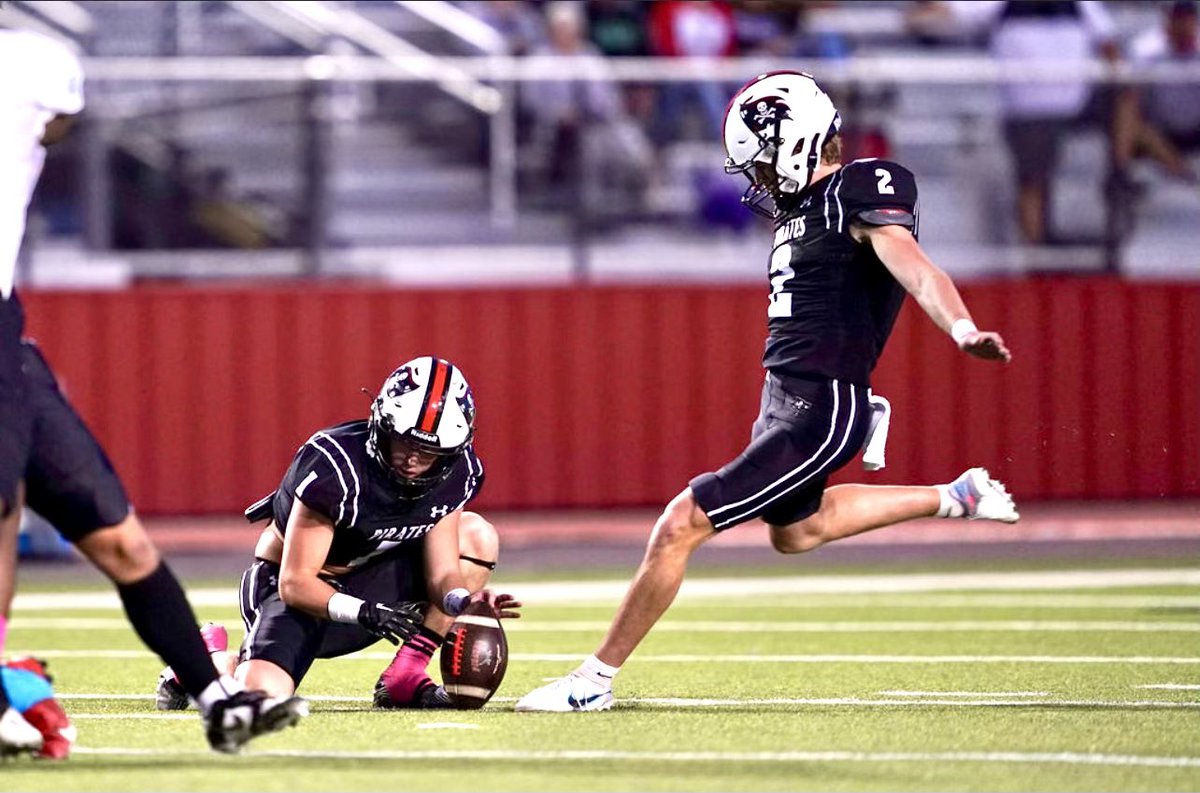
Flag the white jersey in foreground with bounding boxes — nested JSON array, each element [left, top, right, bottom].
[[0, 30, 84, 299]]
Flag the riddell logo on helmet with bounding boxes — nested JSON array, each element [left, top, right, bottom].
[[409, 429, 438, 444]]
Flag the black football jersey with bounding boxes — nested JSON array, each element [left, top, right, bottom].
[[251, 420, 484, 569], [763, 158, 919, 386]]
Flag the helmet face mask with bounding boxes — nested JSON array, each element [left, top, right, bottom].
[[367, 357, 475, 498], [723, 71, 841, 218]]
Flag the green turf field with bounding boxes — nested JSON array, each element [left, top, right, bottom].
[[3, 565, 1199, 792]]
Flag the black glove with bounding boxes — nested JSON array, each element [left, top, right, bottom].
[[357, 601, 424, 645]]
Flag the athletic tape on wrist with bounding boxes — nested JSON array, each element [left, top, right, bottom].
[[442, 588, 470, 617], [950, 318, 978, 346], [327, 592, 366, 624]]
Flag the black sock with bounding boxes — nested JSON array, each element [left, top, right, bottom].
[[116, 562, 218, 699], [411, 625, 443, 657]]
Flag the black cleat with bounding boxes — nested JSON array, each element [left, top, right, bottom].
[[204, 690, 307, 754], [155, 667, 191, 711], [372, 677, 453, 710]]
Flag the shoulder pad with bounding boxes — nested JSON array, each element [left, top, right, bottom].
[[837, 159, 918, 228]]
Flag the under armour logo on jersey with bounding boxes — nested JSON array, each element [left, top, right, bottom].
[[431, 505, 451, 518]]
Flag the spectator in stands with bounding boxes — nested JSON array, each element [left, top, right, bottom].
[[647, 1, 738, 144], [1114, 1, 1200, 184], [732, 0, 800, 58], [522, 1, 653, 215], [475, 0, 546, 57], [585, 0, 658, 159], [908, 1, 1120, 245], [192, 168, 274, 249], [587, 0, 649, 57]]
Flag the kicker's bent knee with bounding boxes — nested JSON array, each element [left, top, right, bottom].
[[769, 517, 825, 554], [649, 494, 710, 553]]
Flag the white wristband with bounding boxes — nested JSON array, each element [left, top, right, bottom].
[[950, 318, 978, 346], [327, 592, 365, 624], [442, 587, 471, 617]]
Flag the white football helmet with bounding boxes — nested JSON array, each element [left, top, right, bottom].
[[367, 356, 476, 494], [723, 70, 841, 217]]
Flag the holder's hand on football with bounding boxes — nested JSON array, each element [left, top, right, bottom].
[[357, 600, 424, 644], [470, 589, 522, 619]]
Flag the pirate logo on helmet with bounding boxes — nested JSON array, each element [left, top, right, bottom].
[[386, 365, 419, 398], [740, 95, 791, 134]]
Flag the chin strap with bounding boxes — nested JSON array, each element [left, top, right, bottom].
[[804, 135, 822, 187]]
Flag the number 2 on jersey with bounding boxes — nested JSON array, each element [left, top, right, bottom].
[[768, 245, 794, 318]]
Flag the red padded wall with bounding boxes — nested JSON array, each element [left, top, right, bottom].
[[20, 279, 1199, 514]]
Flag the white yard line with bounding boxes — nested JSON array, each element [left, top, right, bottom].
[[15, 619, 1200, 633], [878, 691, 1050, 697], [57, 694, 157, 700], [72, 714, 194, 720], [60, 698, 1200, 712], [539, 570, 1200, 601], [618, 698, 1200, 709], [1137, 684, 1200, 690], [501, 654, 1200, 665], [25, 650, 152, 658], [506, 621, 1200, 633], [13, 568, 1200, 611], [611, 594, 1200, 610], [68, 746, 1200, 768], [652, 594, 1200, 609], [57, 694, 368, 703], [25, 650, 1200, 664], [9, 619, 131, 629], [838, 594, 1200, 609]]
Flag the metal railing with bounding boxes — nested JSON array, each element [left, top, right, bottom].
[[19, 35, 1200, 280]]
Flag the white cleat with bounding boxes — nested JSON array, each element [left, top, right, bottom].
[[514, 674, 614, 713], [0, 707, 43, 758], [949, 467, 1019, 523]]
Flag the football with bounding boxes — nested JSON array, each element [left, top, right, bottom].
[[440, 599, 508, 709]]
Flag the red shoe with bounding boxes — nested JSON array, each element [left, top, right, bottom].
[[5, 656, 51, 680], [3, 657, 75, 760], [22, 699, 75, 760]]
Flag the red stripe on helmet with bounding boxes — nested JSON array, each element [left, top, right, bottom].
[[418, 359, 450, 434]]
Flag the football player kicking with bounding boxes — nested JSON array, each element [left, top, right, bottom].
[[157, 357, 520, 710], [517, 71, 1019, 712]]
